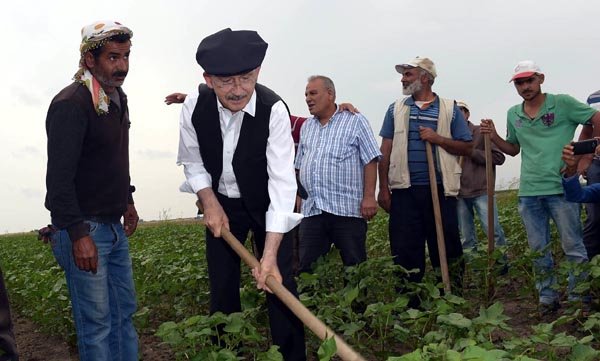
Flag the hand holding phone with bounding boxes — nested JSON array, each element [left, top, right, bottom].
[[572, 138, 599, 155]]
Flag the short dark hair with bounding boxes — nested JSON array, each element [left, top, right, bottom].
[[89, 33, 131, 59]]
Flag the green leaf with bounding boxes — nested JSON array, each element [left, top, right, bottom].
[[446, 349, 461, 361], [155, 321, 182, 345], [387, 349, 422, 360], [550, 333, 577, 347], [344, 286, 359, 305], [223, 313, 244, 333], [51, 278, 66, 293], [462, 345, 507, 360], [317, 337, 337, 361], [340, 321, 364, 336], [568, 344, 600, 361], [257, 345, 284, 361], [437, 313, 472, 328], [215, 348, 238, 361]]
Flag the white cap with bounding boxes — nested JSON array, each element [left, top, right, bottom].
[[510, 60, 542, 82]]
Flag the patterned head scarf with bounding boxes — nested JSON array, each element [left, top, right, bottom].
[[73, 20, 133, 115]]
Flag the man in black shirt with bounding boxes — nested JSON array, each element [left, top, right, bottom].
[[45, 20, 139, 360]]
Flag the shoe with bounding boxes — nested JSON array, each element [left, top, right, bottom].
[[539, 301, 560, 316]]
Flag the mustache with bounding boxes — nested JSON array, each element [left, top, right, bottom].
[[112, 71, 128, 77], [226, 94, 247, 101]]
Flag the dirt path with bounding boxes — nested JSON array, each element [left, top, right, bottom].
[[13, 315, 76, 361], [13, 314, 173, 361]]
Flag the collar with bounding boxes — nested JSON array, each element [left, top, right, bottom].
[[216, 90, 257, 117], [310, 104, 340, 124], [404, 93, 439, 107], [514, 93, 555, 120]]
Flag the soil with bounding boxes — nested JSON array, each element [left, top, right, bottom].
[[11, 273, 588, 361], [13, 314, 174, 361]]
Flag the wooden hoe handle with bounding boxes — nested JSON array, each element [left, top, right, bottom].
[[425, 142, 452, 294], [197, 209, 366, 361]]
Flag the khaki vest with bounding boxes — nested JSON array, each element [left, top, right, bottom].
[[388, 97, 462, 196]]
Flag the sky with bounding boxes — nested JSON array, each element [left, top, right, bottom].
[[1, 0, 599, 233]]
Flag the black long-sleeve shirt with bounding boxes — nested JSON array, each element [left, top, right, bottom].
[[45, 82, 133, 241]]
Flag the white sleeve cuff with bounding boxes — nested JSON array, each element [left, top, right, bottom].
[[179, 173, 212, 194], [265, 211, 303, 233]]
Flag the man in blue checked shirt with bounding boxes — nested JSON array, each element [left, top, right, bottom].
[[295, 75, 382, 273]]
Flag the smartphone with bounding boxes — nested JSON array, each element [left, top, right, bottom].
[[572, 139, 599, 155]]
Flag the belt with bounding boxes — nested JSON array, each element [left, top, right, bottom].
[[85, 215, 122, 224]]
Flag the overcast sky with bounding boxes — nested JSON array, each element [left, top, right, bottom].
[[1, 0, 599, 233]]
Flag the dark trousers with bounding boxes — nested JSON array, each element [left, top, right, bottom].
[[298, 212, 367, 274], [206, 195, 305, 361], [389, 185, 464, 285], [0, 267, 18, 361], [584, 159, 600, 260]]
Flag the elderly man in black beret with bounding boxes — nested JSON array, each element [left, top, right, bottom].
[[177, 28, 306, 360]]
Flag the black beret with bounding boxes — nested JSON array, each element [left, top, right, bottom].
[[196, 28, 268, 76]]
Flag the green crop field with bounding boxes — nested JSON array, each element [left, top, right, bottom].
[[3, 190, 600, 360]]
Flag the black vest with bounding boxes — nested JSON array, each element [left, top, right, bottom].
[[191, 83, 286, 214]]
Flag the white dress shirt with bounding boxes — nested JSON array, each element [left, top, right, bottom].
[[177, 87, 303, 233]]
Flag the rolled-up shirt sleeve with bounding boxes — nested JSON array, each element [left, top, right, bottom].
[[176, 91, 213, 194], [265, 101, 303, 232]]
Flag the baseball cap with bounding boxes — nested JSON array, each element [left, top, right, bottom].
[[456, 100, 469, 112], [395, 56, 437, 78], [510, 60, 542, 82]]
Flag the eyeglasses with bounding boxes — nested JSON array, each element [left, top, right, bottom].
[[211, 72, 257, 89]]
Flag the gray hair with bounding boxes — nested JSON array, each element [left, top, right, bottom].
[[420, 69, 435, 86], [308, 75, 336, 97]]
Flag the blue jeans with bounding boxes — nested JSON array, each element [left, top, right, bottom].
[[51, 221, 138, 361], [518, 195, 588, 304], [457, 194, 507, 250]]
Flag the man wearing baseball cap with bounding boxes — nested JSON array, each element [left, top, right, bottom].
[[45, 21, 139, 360], [481, 60, 600, 315], [377, 57, 473, 303], [177, 28, 305, 359], [455, 101, 508, 264]]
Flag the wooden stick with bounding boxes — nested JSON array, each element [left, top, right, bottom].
[[197, 208, 366, 361], [484, 134, 495, 257], [425, 142, 452, 293], [484, 134, 496, 296]]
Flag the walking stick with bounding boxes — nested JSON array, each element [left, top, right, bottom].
[[425, 142, 452, 294], [484, 134, 496, 298], [196, 202, 366, 361]]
